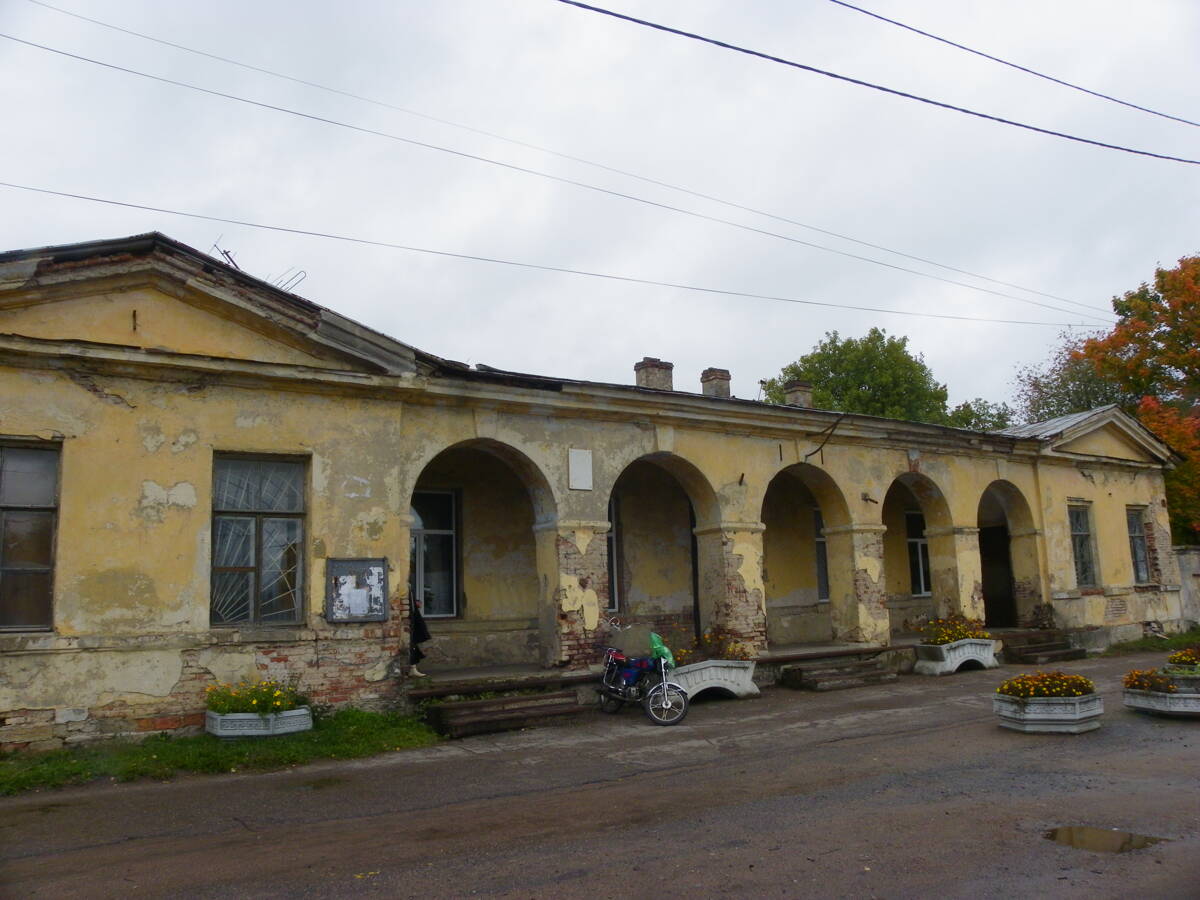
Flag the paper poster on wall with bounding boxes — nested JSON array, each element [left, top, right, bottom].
[[325, 558, 389, 622]]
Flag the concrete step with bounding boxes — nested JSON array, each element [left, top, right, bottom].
[[779, 659, 895, 692], [426, 690, 583, 737], [807, 671, 899, 692], [1016, 641, 1071, 653], [1013, 648, 1088, 665], [434, 701, 586, 739], [1002, 631, 1068, 648]]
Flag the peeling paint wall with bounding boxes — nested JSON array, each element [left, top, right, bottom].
[[761, 473, 831, 643], [0, 260, 1184, 748], [612, 461, 694, 624], [413, 446, 540, 667]]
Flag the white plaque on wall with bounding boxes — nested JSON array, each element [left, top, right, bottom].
[[568, 448, 593, 491]]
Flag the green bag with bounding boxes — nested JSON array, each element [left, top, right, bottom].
[[648, 632, 675, 668]]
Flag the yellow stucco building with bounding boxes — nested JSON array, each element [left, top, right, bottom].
[[0, 233, 1185, 749]]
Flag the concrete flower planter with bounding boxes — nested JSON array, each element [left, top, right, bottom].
[[1123, 689, 1200, 718], [914, 638, 999, 676], [205, 706, 313, 739], [1163, 665, 1200, 694], [992, 694, 1103, 733], [671, 659, 759, 699]]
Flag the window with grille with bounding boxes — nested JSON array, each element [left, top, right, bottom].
[[1068, 504, 1097, 588], [0, 445, 59, 631], [1126, 508, 1150, 584], [211, 457, 305, 625]]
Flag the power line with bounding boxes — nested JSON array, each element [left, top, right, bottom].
[[551, 0, 1200, 167], [826, 0, 1200, 129], [18, 0, 1106, 313], [0, 32, 1114, 324], [0, 180, 1090, 328]]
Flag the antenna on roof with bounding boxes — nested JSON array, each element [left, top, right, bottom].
[[271, 266, 307, 292], [209, 234, 241, 270]]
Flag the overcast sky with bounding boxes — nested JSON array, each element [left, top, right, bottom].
[[2, 0, 1197, 412]]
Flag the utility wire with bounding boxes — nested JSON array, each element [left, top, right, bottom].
[[0, 180, 1088, 329], [0, 32, 1115, 324], [551, 0, 1200, 168], [12, 1, 1111, 316], [826, 0, 1200, 129]]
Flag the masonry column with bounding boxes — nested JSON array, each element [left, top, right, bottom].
[[1008, 527, 1045, 623], [823, 524, 891, 644], [693, 522, 768, 656], [926, 525, 984, 620], [534, 519, 611, 669]]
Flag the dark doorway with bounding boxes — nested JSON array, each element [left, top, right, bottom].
[[979, 525, 1017, 627]]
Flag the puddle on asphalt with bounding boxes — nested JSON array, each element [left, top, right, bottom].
[[1044, 826, 1167, 853]]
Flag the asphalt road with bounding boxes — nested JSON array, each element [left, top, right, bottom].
[[1, 651, 1197, 899]]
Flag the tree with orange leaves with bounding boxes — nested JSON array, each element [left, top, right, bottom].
[[1081, 256, 1200, 541]]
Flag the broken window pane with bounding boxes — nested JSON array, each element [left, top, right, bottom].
[[211, 456, 305, 626], [259, 518, 302, 622]]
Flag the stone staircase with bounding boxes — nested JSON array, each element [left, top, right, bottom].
[[778, 656, 897, 692], [1002, 630, 1087, 665], [424, 689, 586, 738]]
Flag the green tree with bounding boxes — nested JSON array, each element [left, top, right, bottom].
[[946, 398, 1014, 431], [1011, 330, 1128, 424], [763, 328, 951, 423]]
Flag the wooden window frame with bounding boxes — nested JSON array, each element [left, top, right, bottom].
[[1126, 507, 1151, 585], [211, 454, 307, 627], [1068, 503, 1098, 589], [0, 441, 60, 632]]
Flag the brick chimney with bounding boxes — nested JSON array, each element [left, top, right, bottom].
[[783, 379, 813, 407], [634, 357, 674, 391], [700, 368, 731, 399]]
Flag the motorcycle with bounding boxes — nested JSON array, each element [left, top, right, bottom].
[[596, 630, 689, 725]]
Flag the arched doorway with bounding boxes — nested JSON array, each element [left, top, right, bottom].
[[882, 473, 954, 632], [606, 453, 718, 648], [760, 463, 851, 646], [977, 480, 1039, 628], [407, 439, 555, 670]]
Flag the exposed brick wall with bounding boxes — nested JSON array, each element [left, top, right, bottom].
[[709, 533, 768, 654], [0, 632, 407, 751], [554, 531, 611, 669]]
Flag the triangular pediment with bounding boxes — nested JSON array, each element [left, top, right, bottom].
[[1042, 407, 1175, 464], [0, 286, 358, 370], [1055, 422, 1158, 462], [0, 233, 422, 375]]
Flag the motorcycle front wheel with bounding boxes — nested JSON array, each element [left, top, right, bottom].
[[642, 683, 688, 725]]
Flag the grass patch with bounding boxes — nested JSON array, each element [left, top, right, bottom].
[[1101, 627, 1200, 657], [0, 708, 439, 796]]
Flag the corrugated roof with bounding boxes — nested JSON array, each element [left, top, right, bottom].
[[995, 405, 1121, 439]]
